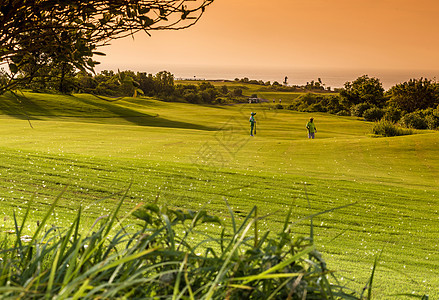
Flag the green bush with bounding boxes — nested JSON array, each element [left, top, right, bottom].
[[419, 108, 439, 130], [383, 107, 402, 123], [351, 102, 372, 117], [0, 191, 376, 299], [336, 110, 351, 116], [290, 93, 345, 114], [372, 119, 413, 137], [425, 114, 439, 130], [363, 107, 385, 121], [308, 102, 326, 112], [400, 111, 428, 129], [387, 78, 439, 112]]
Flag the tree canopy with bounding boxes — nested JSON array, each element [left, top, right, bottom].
[[387, 78, 439, 113], [340, 75, 386, 107], [0, 0, 214, 93]]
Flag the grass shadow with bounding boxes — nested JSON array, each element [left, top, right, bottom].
[[0, 91, 52, 119], [0, 92, 215, 131], [72, 95, 216, 131]]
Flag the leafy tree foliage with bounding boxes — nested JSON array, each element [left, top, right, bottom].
[[305, 80, 325, 91], [362, 107, 385, 122], [400, 111, 428, 129], [350, 102, 372, 117], [399, 108, 439, 130], [16, 68, 243, 103], [0, 0, 214, 93], [220, 85, 229, 94], [0, 69, 8, 87], [387, 78, 439, 113], [288, 93, 346, 114], [234, 77, 271, 86], [153, 71, 175, 97], [175, 81, 229, 104], [383, 106, 403, 123], [232, 88, 243, 97], [340, 75, 386, 107]]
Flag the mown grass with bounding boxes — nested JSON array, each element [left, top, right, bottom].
[[0, 91, 438, 298]]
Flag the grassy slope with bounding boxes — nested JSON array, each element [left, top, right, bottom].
[[0, 90, 438, 298]]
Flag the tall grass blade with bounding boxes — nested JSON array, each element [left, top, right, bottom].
[[254, 206, 258, 248], [390, 294, 429, 299], [291, 202, 357, 226], [173, 253, 188, 300], [104, 180, 133, 236], [13, 193, 34, 250], [71, 279, 91, 300], [367, 254, 379, 300], [361, 250, 381, 300], [232, 246, 315, 284], [225, 198, 236, 235], [304, 184, 314, 243], [204, 219, 256, 299], [267, 276, 295, 300], [183, 255, 195, 300], [46, 245, 62, 299]]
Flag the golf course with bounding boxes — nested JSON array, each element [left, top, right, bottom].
[[0, 88, 438, 298]]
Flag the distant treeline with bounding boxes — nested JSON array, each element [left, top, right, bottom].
[[3, 68, 329, 103], [234, 77, 330, 92], [7, 69, 250, 104], [285, 75, 439, 130]]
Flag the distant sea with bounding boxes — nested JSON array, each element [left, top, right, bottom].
[[103, 64, 439, 91]]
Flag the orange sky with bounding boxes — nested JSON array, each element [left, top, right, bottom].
[[96, 0, 439, 75]]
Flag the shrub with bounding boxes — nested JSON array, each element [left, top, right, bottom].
[[325, 95, 345, 114], [351, 102, 372, 117], [232, 88, 243, 97], [363, 107, 385, 121], [184, 92, 201, 103], [274, 104, 284, 109], [425, 114, 439, 130], [290, 93, 345, 114], [372, 119, 413, 137], [336, 110, 351, 116], [308, 103, 326, 112], [296, 93, 318, 106], [400, 111, 428, 129], [214, 97, 231, 104], [383, 107, 403, 123], [387, 78, 439, 112]]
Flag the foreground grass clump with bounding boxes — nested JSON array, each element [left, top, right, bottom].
[[0, 192, 373, 299], [371, 119, 413, 137]]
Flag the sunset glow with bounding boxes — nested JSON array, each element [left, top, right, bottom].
[[96, 0, 439, 85]]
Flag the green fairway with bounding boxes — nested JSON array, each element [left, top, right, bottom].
[[0, 91, 438, 298]]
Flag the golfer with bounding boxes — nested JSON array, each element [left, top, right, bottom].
[[306, 117, 317, 139], [249, 112, 256, 136]]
